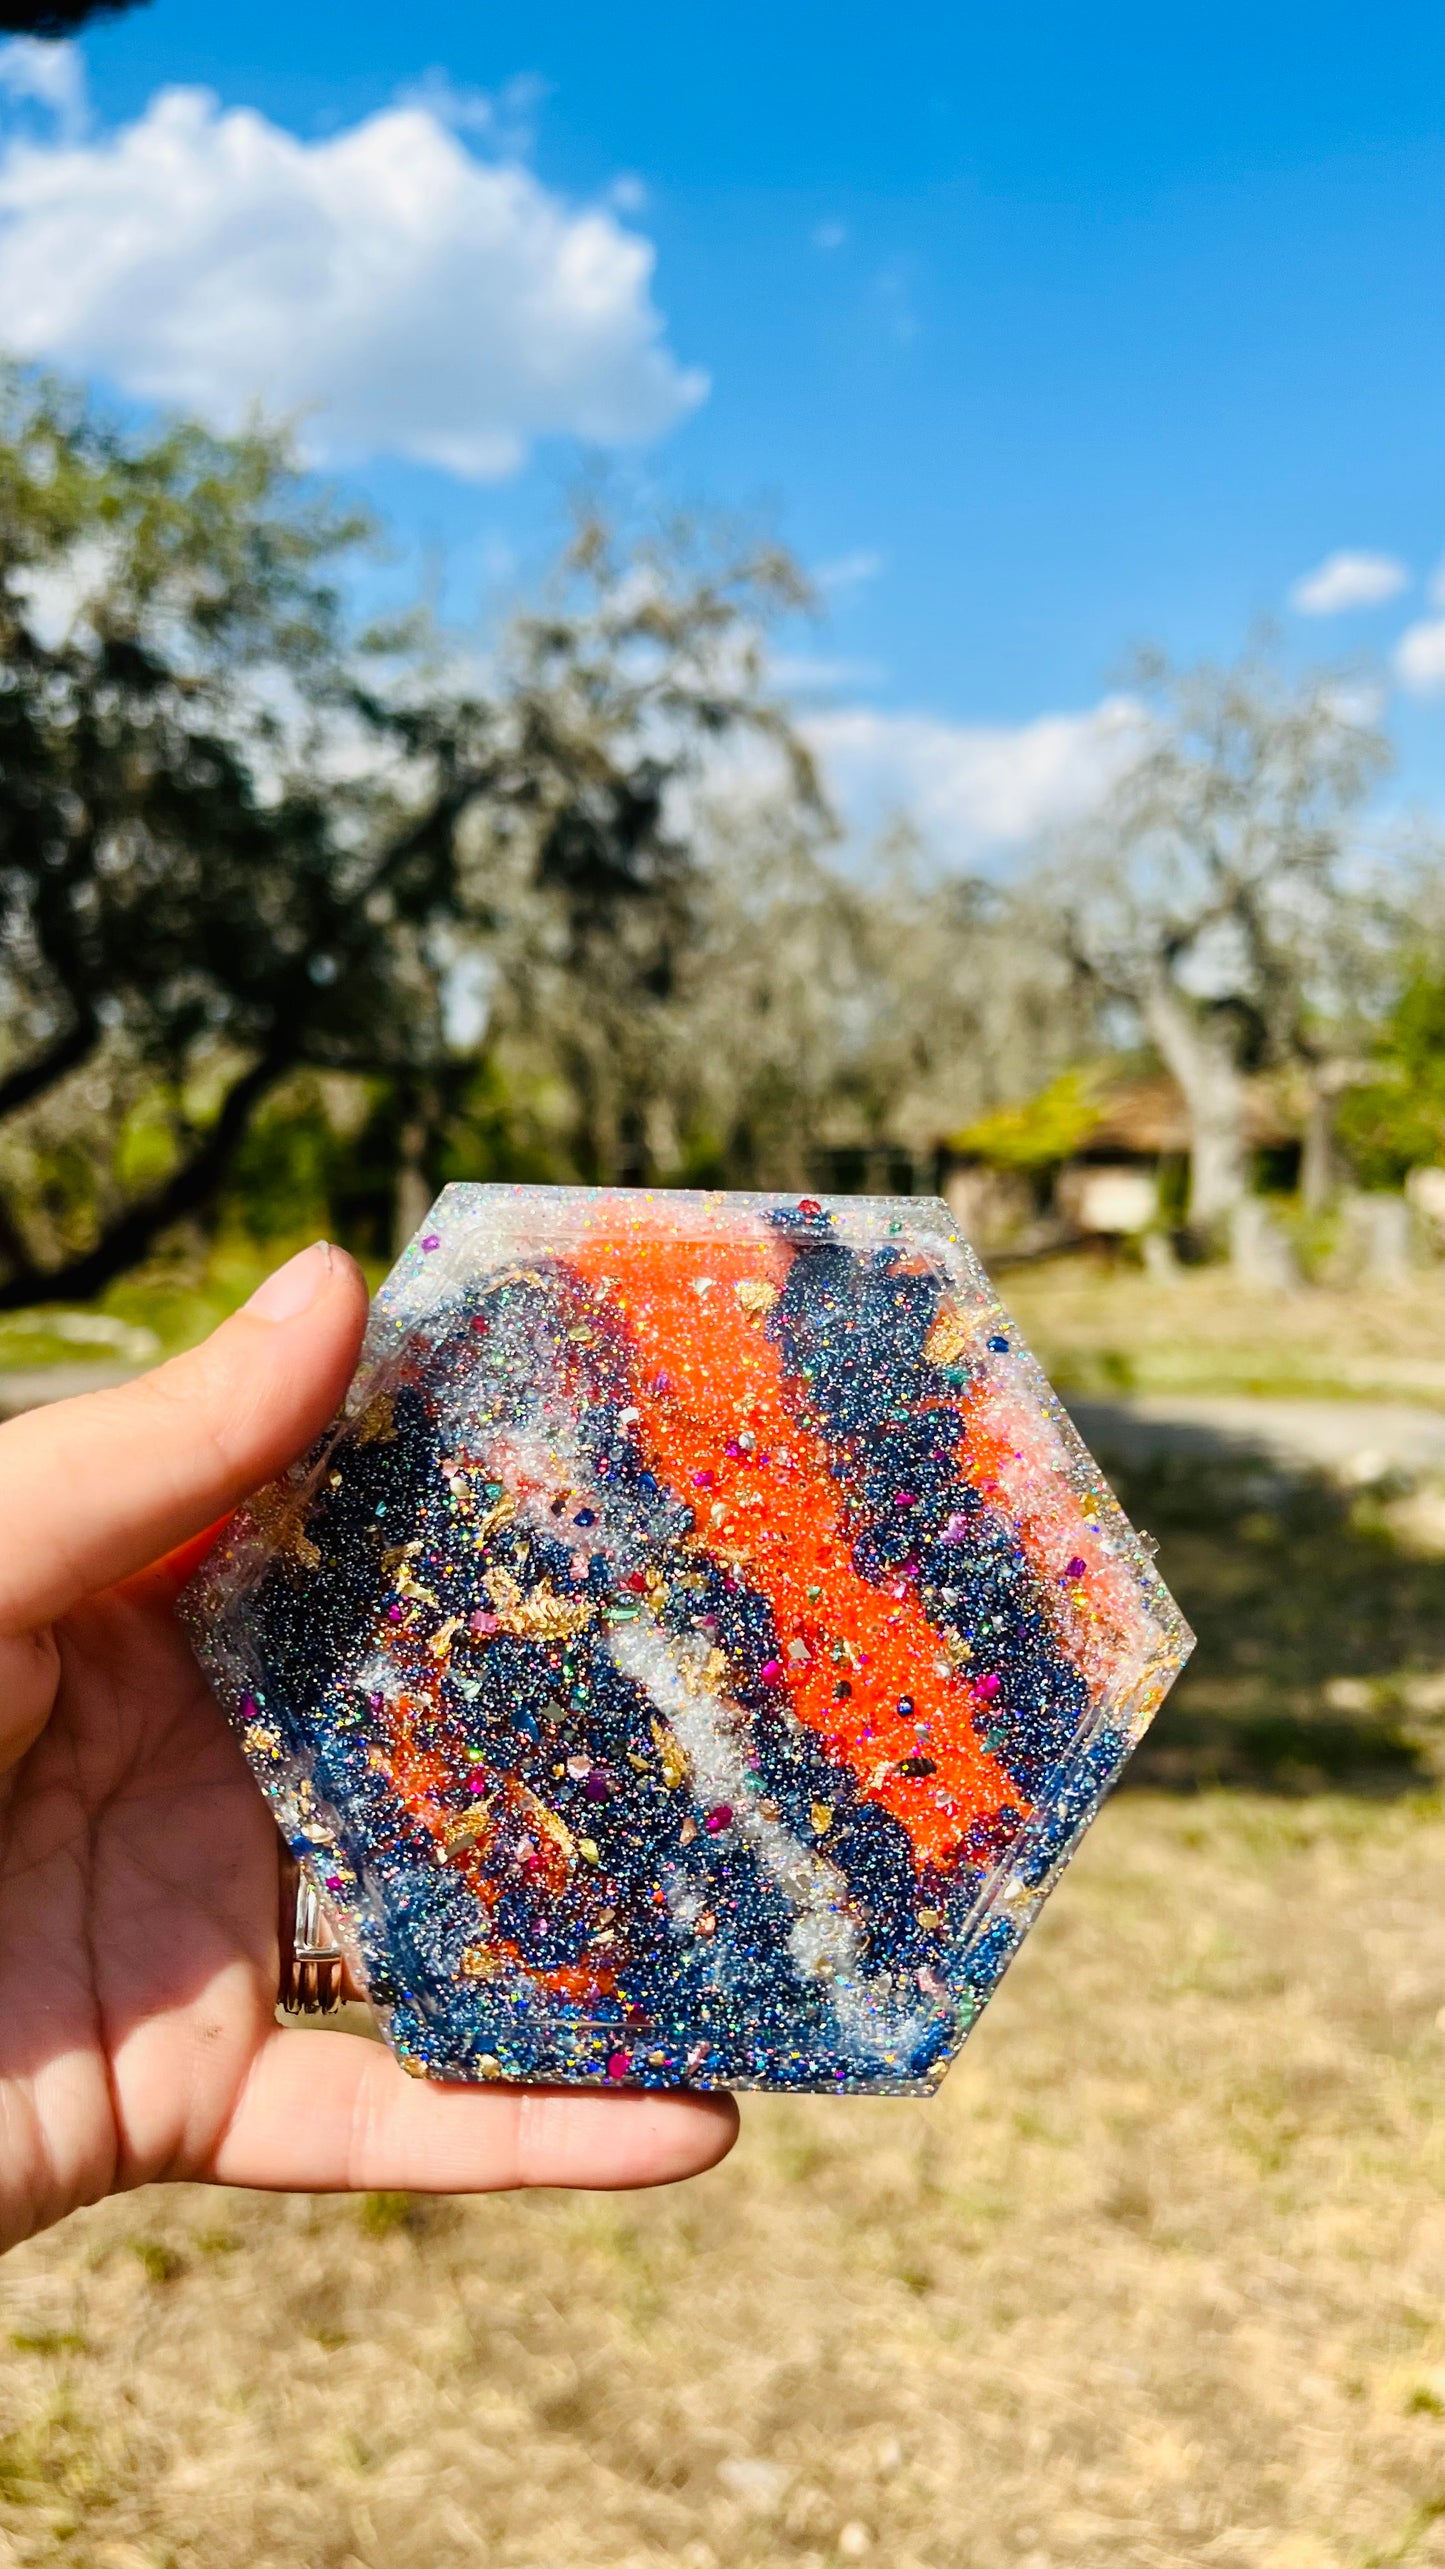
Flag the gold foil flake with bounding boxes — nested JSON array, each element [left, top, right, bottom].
[[530, 1800, 578, 1862], [354, 1389, 398, 1446], [483, 1564, 596, 1640], [924, 1302, 976, 1369], [459, 1945, 501, 1980], [247, 1481, 321, 1570], [651, 1719, 691, 1791], [442, 1804, 494, 1853], [735, 1276, 780, 1322], [471, 1490, 517, 1547]]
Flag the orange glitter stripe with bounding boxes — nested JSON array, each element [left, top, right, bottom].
[[570, 1227, 1019, 1870]]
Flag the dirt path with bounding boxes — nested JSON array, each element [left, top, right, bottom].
[[1068, 1392, 1445, 1481]]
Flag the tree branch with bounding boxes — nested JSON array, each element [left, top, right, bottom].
[[0, 1044, 294, 1311], [0, 1005, 101, 1125]]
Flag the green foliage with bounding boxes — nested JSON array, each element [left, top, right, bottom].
[[222, 1078, 372, 1246], [0, 363, 366, 667], [947, 1065, 1108, 1169], [129, 2237, 185, 2285], [360, 2191, 419, 2238], [0, 366, 459, 1302], [1337, 972, 1445, 1187], [0, 370, 820, 1299], [435, 1059, 566, 1191], [219, 1061, 568, 1255]]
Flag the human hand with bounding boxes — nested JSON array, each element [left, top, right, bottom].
[[0, 1242, 738, 2251]]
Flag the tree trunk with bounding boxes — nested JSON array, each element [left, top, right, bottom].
[[1340, 1192, 1414, 1287], [1229, 1197, 1300, 1291], [393, 1114, 433, 1256], [1141, 971, 1248, 1245], [1300, 1081, 1335, 1216]]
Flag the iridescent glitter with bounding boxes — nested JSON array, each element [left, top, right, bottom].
[[181, 1188, 1192, 2095]]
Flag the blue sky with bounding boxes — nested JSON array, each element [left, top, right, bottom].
[[1, 0, 1442, 858]]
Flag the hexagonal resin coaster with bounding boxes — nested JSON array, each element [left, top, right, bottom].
[[181, 1188, 1192, 2094]]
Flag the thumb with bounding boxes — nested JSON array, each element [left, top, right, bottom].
[[0, 1242, 369, 1637]]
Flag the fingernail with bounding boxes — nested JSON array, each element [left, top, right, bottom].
[[243, 1241, 334, 1323]]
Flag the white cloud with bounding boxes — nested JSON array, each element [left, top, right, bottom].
[[770, 651, 887, 692], [0, 37, 85, 137], [0, 54, 705, 480], [812, 220, 848, 252], [1395, 619, 1445, 696], [814, 548, 883, 597], [806, 697, 1143, 868], [1289, 549, 1409, 616]]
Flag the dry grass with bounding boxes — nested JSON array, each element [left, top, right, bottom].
[[1006, 1255, 1445, 1406], [5, 1792, 1445, 2569], [6, 1269, 1445, 2566]]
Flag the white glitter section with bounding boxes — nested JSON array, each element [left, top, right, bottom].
[[604, 1619, 938, 2062], [485, 1427, 938, 2065]]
